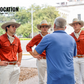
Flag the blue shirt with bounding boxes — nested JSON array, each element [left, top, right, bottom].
[[35, 30, 77, 84]]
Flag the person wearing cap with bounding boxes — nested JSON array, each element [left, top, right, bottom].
[[26, 20, 51, 84], [33, 17, 77, 84], [69, 18, 84, 84], [0, 19, 22, 84]]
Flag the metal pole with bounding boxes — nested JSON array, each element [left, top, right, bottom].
[[31, 8, 33, 38]]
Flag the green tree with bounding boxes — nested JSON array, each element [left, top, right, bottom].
[[0, 5, 61, 37], [0, 23, 5, 35], [16, 23, 31, 37], [15, 5, 60, 37], [15, 7, 31, 24]]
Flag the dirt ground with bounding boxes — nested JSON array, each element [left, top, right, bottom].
[[19, 67, 38, 82]]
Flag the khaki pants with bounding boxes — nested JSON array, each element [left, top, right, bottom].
[[74, 57, 84, 84], [36, 58, 47, 84], [0, 64, 20, 84]]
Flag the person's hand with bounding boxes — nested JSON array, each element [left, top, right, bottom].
[[17, 61, 21, 67], [33, 55, 42, 60], [0, 61, 8, 66]]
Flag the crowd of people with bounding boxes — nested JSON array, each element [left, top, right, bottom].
[[0, 17, 84, 84]]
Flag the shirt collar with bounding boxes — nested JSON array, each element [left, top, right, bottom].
[[53, 30, 66, 33], [39, 32, 44, 38], [7, 33, 15, 38], [74, 30, 82, 35]]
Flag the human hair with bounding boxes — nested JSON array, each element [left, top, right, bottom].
[[5, 25, 10, 32], [54, 17, 66, 29]]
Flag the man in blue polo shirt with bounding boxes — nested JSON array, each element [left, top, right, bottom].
[[33, 17, 77, 84]]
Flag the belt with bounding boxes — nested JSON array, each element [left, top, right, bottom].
[[8, 63, 17, 65], [8, 62, 17, 65], [77, 55, 84, 58], [42, 57, 46, 59]]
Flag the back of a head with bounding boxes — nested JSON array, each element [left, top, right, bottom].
[[54, 17, 66, 28]]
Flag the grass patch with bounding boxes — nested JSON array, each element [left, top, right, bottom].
[[20, 38, 32, 40]]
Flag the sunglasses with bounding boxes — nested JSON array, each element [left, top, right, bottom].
[[40, 26, 48, 28], [11, 25, 17, 28], [72, 23, 80, 26]]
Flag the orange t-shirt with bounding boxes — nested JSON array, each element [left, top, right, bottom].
[[0, 33, 22, 62], [70, 30, 84, 55], [26, 34, 46, 57]]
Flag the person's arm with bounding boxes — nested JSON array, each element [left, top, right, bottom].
[[33, 36, 49, 59], [33, 50, 42, 60], [26, 36, 38, 52], [26, 35, 42, 59], [17, 38, 22, 66], [0, 61, 8, 66], [28, 51, 34, 56], [73, 40, 77, 58], [17, 52, 22, 66]]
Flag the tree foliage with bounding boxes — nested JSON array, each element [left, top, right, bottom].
[[0, 23, 5, 35], [0, 5, 60, 37]]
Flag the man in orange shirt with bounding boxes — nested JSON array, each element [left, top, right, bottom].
[[69, 18, 84, 84], [26, 20, 51, 84], [0, 19, 22, 84]]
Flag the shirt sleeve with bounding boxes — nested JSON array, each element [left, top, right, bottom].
[[74, 41, 77, 56], [35, 35, 50, 54], [18, 39, 22, 53], [26, 37, 38, 52], [0, 40, 1, 48], [0, 39, 2, 48]]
